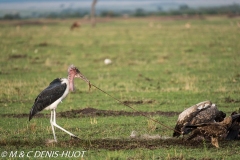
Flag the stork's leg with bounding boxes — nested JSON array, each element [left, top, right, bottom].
[[50, 110, 57, 142], [52, 109, 78, 138]]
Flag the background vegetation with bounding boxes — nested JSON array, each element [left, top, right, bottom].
[[0, 15, 240, 159], [1, 4, 240, 19]]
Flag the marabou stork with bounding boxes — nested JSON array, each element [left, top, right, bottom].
[[29, 64, 90, 142]]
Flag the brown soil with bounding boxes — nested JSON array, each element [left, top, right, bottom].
[[123, 100, 154, 104], [0, 136, 204, 150], [66, 137, 203, 150], [61, 137, 240, 151], [2, 107, 179, 119], [8, 54, 27, 59], [3, 136, 238, 151]]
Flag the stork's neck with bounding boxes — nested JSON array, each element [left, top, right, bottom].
[[68, 73, 75, 91]]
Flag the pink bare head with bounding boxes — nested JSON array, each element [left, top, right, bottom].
[[68, 64, 90, 91]]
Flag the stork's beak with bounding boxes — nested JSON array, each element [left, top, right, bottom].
[[75, 72, 91, 90]]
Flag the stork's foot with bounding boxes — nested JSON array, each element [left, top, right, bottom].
[[45, 139, 57, 144]]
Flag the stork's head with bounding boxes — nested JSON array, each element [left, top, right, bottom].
[[68, 64, 91, 91]]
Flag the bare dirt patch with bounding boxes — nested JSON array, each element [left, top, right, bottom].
[[59, 137, 240, 151], [8, 54, 27, 59], [0, 137, 200, 150], [66, 137, 202, 150], [38, 42, 49, 47], [2, 107, 179, 119], [60, 107, 178, 118], [123, 100, 154, 105], [3, 136, 238, 151]]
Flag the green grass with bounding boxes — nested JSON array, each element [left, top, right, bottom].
[[0, 16, 240, 159]]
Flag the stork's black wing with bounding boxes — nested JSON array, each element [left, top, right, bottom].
[[29, 78, 67, 121]]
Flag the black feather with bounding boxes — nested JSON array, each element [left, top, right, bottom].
[[29, 78, 67, 121]]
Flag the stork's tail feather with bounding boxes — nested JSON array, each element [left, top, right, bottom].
[[29, 104, 40, 121], [29, 109, 34, 121]]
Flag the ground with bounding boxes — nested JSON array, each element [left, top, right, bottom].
[[0, 15, 240, 159]]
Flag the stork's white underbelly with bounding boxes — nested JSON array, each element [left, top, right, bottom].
[[45, 98, 62, 110], [45, 78, 69, 110]]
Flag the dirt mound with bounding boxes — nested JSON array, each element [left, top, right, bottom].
[[59, 107, 179, 118], [2, 107, 179, 119]]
